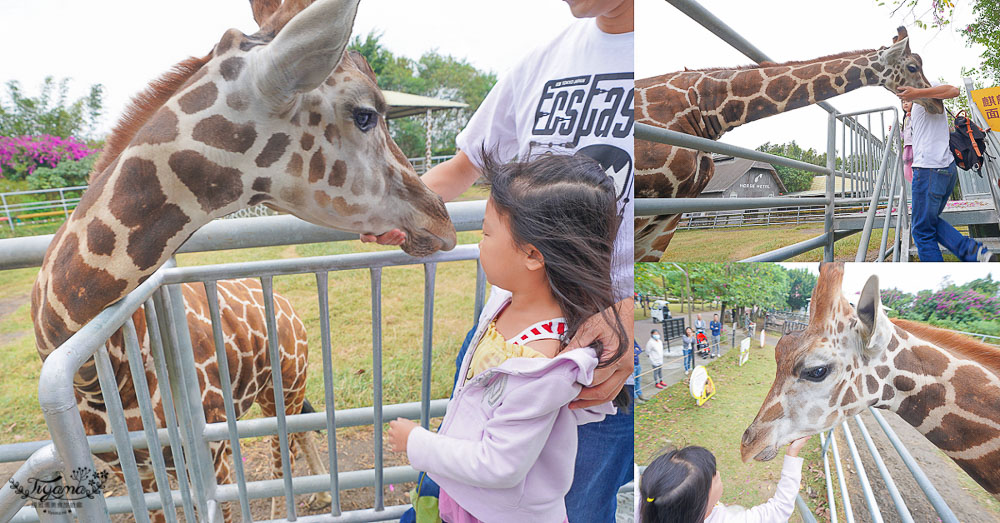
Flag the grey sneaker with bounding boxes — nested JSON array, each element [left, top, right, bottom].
[[976, 246, 997, 262]]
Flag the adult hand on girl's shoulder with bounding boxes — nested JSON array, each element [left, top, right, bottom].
[[561, 298, 635, 409], [387, 417, 419, 452]]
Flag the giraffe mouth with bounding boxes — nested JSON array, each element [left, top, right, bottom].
[[916, 97, 945, 115], [753, 445, 779, 462]]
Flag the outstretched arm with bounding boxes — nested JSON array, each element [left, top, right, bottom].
[[897, 84, 960, 102], [740, 437, 809, 523]]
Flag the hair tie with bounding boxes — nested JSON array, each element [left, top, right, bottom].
[[646, 497, 655, 502]]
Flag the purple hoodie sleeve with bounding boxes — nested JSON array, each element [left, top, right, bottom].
[[406, 366, 581, 489]]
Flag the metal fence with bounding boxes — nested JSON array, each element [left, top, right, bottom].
[[0, 186, 87, 232], [0, 204, 495, 522], [639, 0, 1000, 263]]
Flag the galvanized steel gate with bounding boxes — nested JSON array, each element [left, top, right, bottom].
[[0, 204, 494, 522]]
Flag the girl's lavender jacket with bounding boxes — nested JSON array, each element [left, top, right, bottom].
[[406, 288, 616, 523]]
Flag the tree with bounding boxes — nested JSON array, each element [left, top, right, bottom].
[[0, 77, 104, 139], [347, 32, 497, 158], [875, 0, 1000, 84], [786, 268, 818, 311], [756, 141, 827, 193]]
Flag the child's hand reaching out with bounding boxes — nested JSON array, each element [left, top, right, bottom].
[[786, 436, 810, 458], [387, 417, 419, 452]]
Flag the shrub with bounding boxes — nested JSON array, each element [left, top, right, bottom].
[[27, 155, 96, 190], [0, 135, 97, 180]]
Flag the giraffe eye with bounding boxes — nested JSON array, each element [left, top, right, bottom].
[[352, 108, 377, 132], [802, 366, 830, 382], [906, 64, 918, 73]]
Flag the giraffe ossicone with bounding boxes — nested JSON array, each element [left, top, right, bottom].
[[634, 27, 940, 261], [743, 263, 1000, 499], [31, 0, 455, 520]]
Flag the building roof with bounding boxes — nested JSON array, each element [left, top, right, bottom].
[[382, 91, 468, 119], [702, 156, 787, 194]]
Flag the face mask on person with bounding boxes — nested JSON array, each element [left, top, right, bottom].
[[652, 334, 661, 340]]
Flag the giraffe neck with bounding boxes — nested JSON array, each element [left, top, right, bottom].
[[864, 324, 1000, 496], [638, 49, 886, 140], [32, 141, 251, 365]]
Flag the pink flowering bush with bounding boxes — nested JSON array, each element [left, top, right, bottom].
[[0, 135, 98, 181]]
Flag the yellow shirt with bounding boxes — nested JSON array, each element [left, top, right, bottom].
[[466, 322, 550, 381]]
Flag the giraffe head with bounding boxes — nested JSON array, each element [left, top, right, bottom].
[[94, 0, 456, 257], [875, 26, 943, 114], [741, 263, 896, 462]]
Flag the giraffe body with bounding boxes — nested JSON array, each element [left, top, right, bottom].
[[633, 28, 940, 261], [30, 0, 455, 519], [743, 263, 1000, 499]]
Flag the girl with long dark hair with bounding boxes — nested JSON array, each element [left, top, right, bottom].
[[386, 151, 628, 522]]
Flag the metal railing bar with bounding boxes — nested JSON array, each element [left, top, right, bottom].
[[636, 123, 835, 176], [163, 283, 216, 520], [852, 415, 913, 522], [740, 230, 859, 262], [824, 429, 855, 523], [869, 409, 959, 523], [795, 493, 818, 523], [876, 151, 902, 261], [160, 245, 481, 286], [0, 200, 486, 271], [819, 431, 839, 523], [420, 263, 436, 429], [254, 506, 411, 523], [204, 281, 253, 522], [840, 421, 884, 523], [143, 296, 197, 522], [854, 124, 901, 262], [261, 276, 297, 521], [637, 197, 831, 215], [214, 465, 421, 506], [825, 112, 838, 260], [94, 342, 151, 521], [370, 267, 385, 512], [316, 271, 342, 516], [122, 316, 178, 523], [474, 261, 487, 323], [0, 445, 62, 523]]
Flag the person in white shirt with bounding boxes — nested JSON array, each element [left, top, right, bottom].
[[898, 83, 995, 262], [645, 329, 665, 389], [638, 437, 809, 523], [369, 2, 636, 520]]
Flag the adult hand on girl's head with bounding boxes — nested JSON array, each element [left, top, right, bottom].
[[786, 436, 811, 458], [561, 298, 635, 409], [387, 417, 419, 452]]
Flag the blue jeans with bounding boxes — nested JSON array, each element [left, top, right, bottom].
[[405, 326, 632, 522], [911, 162, 982, 261], [566, 389, 634, 523], [711, 334, 720, 356], [683, 349, 693, 371]]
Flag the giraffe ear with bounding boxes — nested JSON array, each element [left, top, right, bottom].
[[252, 0, 361, 100], [883, 35, 910, 63], [856, 275, 891, 359]]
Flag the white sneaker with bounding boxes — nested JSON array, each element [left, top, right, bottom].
[[976, 246, 997, 262]]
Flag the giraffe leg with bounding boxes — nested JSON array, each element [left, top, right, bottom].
[[140, 475, 168, 523], [211, 440, 235, 523]]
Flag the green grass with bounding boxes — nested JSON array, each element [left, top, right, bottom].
[[635, 338, 836, 521], [663, 224, 965, 262], [0, 188, 488, 444]]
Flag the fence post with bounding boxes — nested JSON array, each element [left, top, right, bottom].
[[1, 194, 13, 232], [825, 112, 837, 260]]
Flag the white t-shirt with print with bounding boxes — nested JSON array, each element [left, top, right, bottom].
[[456, 17, 634, 302], [910, 83, 954, 169]]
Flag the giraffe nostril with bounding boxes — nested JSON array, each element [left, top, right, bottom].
[[741, 427, 755, 446]]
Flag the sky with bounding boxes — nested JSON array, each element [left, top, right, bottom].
[[0, 0, 573, 136], [778, 263, 996, 299], [636, 0, 986, 152]]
